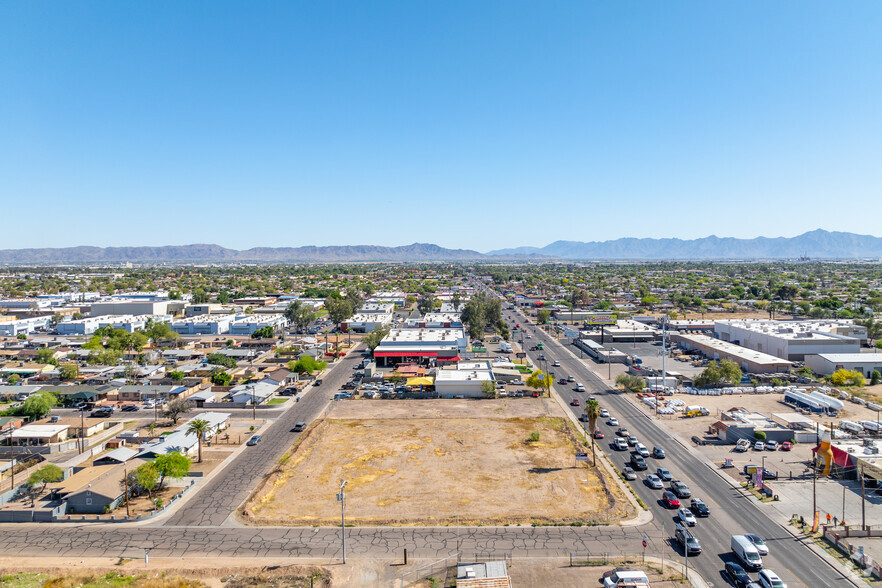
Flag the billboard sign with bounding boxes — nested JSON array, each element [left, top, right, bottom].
[[585, 313, 616, 326], [575, 453, 589, 462]]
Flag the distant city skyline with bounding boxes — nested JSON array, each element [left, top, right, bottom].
[[2, 2, 880, 251]]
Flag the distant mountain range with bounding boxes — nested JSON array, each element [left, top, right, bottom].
[[0, 230, 879, 263], [487, 230, 882, 260], [0, 243, 486, 263]]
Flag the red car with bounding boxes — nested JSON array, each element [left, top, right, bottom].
[[662, 491, 680, 509], [571, 399, 581, 406], [531, 391, 540, 398], [781, 441, 792, 451], [593, 430, 604, 439]]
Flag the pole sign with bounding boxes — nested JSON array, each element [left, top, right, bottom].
[[516, 352, 526, 358], [575, 452, 589, 462], [585, 313, 616, 326]]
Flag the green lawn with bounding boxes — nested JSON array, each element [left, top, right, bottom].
[[268, 398, 289, 405]]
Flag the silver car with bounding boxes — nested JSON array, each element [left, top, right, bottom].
[[645, 474, 663, 489], [678, 507, 696, 526]]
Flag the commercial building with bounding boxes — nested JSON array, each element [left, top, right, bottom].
[[56, 314, 172, 336], [435, 361, 495, 398], [169, 314, 237, 335], [184, 304, 223, 317], [368, 291, 407, 307], [89, 300, 176, 317], [805, 354, 882, 378], [341, 313, 393, 333], [408, 313, 463, 328], [373, 328, 467, 366], [358, 302, 395, 314], [672, 333, 792, 374], [228, 314, 288, 336], [714, 319, 865, 361], [0, 316, 53, 336], [0, 298, 52, 311]]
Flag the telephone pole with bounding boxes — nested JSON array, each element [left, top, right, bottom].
[[338, 480, 348, 563]]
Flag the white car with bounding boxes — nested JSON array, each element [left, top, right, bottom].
[[754, 441, 765, 451], [600, 409, 610, 418], [608, 417, 619, 426], [678, 507, 696, 526], [745, 533, 769, 555], [757, 569, 786, 588], [614, 438, 628, 451], [645, 474, 663, 489], [635, 443, 650, 458]]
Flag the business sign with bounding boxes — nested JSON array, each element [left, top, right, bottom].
[[575, 453, 589, 462], [585, 313, 616, 326], [516, 352, 526, 358]]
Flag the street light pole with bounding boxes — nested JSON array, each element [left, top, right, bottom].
[[250, 385, 256, 421], [338, 480, 348, 563]]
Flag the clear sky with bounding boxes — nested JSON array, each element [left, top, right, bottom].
[[2, 2, 880, 252]]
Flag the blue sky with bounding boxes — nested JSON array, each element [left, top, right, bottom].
[[1, 2, 880, 252]]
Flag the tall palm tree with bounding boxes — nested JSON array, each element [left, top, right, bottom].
[[584, 399, 601, 466], [186, 418, 211, 463]]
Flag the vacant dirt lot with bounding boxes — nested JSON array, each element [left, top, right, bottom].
[[244, 400, 632, 526]]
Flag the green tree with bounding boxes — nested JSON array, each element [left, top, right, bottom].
[[288, 355, 327, 376], [363, 325, 391, 353], [251, 325, 275, 339], [141, 319, 179, 346], [417, 295, 435, 315], [58, 363, 79, 381], [153, 451, 191, 488], [871, 370, 881, 386], [536, 309, 551, 324], [27, 463, 64, 492], [480, 380, 497, 399], [526, 370, 552, 397], [126, 461, 159, 499], [186, 418, 211, 463], [583, 399, 601, 464], [284, 301, 317, 333], [6, 373, 20, 386], [615, 373, 646, 393], [855, 317, 882, 346], [19, 391, 57, 420], [206, 353, 237, 369], [192, 288, 209, 304], [36, 348, 58, 365], [754, 430, 767, 441], [216, 290, 231, 304], [718, 358, 743, 385], [324, 295, 354, 326], [168, 370, 185, 382], [694, 361, 725, 388], [211, 370, 232, 386]]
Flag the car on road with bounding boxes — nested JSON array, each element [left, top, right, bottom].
[[724, 561, 752, 588], [608, 417, 619, 427], [780, 441, 792, 451], [314, 379, 323, 386], [635, 443, 649, 457], [671, 480, 692, 498], [559, 377, 569, 384], [678, 507, 696, 526], [90, 408, 113, 418], [575, 383, 585, 392], [593, 430, 604, 439], [765, 440, 778, 451], [753, 441, 765, 451], [675, 523, 702, 555], [567, 375, 575, 382], [630, 454, 647, 470], [622, 466, 637, 481], [292, 422, 307, 432], [627, 435, 638, 447], [745, 534, 769, 555], [614, 438, 628, 451], [645, 474, 663, 489], [600, 409, 610, 418], [538, 353, 545, 361], [690, 498, 710, 517], [651, 446, 665, 459], [579, 413, 589, 422], [121, 405, 139, 412], [570, 399, 581, 406], [656, 467, 672, 481], [246, 435, 262, 446], [662, 491, 680, 509], [616, 427, 629, 437], [757, 569, 785, 588], [552, 360, 560, 367]]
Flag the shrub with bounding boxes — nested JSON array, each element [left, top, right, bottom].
[[754, 431, 767, 441], [529, 431, 541, 443]]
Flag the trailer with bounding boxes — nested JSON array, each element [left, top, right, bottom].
[[783, 390, 826, 413], [860, 420, 881, 434], [840, 420, 864, 435]]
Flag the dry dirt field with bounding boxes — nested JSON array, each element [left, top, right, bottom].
[[243, 399, 633, 526]]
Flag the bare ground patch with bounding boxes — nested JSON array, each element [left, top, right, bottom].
[[242, 408, 632, 527]]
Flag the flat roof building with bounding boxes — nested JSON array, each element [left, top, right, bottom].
[[714, 319, 865, 361], [374, 328, 467, 366], [805, 353, 882, 378], [673, 333, 793, 374], [170, 314, 238, 335], [341, 313, 393, 333]]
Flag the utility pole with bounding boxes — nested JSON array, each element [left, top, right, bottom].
[[250, 384, 256, 421], [337, 480, 348, 563], [124, 463, 131, 517], [8, 426, 14, 489], [813, 421, 818, 530], [658, 317, 667, 416], [861, 466, 866, 530], [80, 407, 85, 454]]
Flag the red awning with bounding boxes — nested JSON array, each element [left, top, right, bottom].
[[374, 351, 438, 357], [437, 356, 461, 362]]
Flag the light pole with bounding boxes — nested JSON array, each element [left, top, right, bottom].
[[337, 480, 348, 563], [250, 384, 256, 421]]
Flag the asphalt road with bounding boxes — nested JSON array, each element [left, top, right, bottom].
[[500, 301, 856, 588], [163, 344, 367, 527]]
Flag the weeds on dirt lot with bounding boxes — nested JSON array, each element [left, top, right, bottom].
[[0, 572, 200, 588], [221, 570, 326, 588]]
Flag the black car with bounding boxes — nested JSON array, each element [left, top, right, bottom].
[[670, 480, 692, 498], [651, 446, 666, 459], [341, 381, 357, 390], [314, 379, 323, 386], [724, 561, 752, 588], [292, 422, 307, 432], [690, 498, 710, 517], [90, 409, 112, 418], [630, 454, 647, 471], [121, 405, 139, 412]]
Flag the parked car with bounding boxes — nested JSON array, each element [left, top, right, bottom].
[[724, 561, 752, 588], [656, 467, 672, 481], [690, 498, 710, 517], [662, 491, 680, 509], [341, 381, 357, 390], [753, 441, 765, 451], [745, 533, 769, 556], [246, 435, 262, 446], [780, 441, 792, 451], [622, 466, 637, 481], [602, 569, 650, 588], [757, 569, 785, 588], [671, 480, 692, 498], [678, 507, 696, 526], [645, 474, 663, 489], [765, 440, 778, 451], [333, 392, 352, 400], [652, 446, 666, 459]]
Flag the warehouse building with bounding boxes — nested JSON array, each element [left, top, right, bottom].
[[805, 353, 882, 378], [341, 313, 393, 333], [672, 333, 792, 373], [714, 319, 865, 361]]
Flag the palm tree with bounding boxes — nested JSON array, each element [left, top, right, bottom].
[[186, 418, 211, 463], [584, 399, 601, 465]]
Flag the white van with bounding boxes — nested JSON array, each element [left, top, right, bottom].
[[602, 569, 650, 588], [731, 534, 763, 571]]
